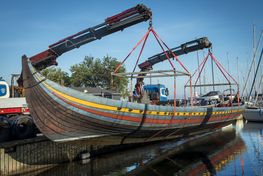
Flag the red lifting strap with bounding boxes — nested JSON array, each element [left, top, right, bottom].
[[114, 27, 190, 75], [114, 28, 151, 74]]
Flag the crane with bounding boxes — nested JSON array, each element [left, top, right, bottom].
[[138, 37, 211, 73], [30, 4, 152, 70], [135, 37, 212, 104], [136, 37, 211, 84]]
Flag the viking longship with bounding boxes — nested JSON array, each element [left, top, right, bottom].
[[20, 4, 245, 144]]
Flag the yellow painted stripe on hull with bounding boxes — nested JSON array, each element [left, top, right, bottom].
[[42, 82, 243, 117]]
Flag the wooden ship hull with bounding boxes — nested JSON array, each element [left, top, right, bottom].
[[22, 57, 245, 144]]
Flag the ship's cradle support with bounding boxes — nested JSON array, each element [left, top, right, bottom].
[[0, 136, 132, 175]]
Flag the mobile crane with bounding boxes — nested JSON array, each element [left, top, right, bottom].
[[137, 37, 212, 104]]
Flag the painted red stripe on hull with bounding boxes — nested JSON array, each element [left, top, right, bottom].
[[53, 92, 240, 125]]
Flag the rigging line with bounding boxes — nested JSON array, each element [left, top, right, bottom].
[[249, 47, 263, 99], [255, 74, 263, 104], [242, 30, 263, 97]]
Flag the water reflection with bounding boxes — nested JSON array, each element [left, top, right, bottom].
[[238, 121, 263, 176], [22, 120, 263, 176]]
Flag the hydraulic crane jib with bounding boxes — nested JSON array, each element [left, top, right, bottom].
[[138, 37, 212, 70], [29, 4, 152, 70]]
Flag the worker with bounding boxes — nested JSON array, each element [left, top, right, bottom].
[[134, 82, 144, 103]]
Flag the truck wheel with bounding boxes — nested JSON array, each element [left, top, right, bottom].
[[9, 115, 36, 140], [0, 116, 10, 142]]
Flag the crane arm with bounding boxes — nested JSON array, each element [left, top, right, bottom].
[[30, 4, 152, 70], [138, 37, 211, 71]]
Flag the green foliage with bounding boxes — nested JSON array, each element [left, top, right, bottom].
[[42, 67, 70, 86], [70, 56, 128, 94], [41, 56, 128, 97]]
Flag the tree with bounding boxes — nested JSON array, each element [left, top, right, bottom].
[[70, 56, 128, 94], [41, 67, 70, 86]]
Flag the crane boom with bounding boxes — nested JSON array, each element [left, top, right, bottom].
[[30, 4, 152, 70], [138, 37, 211, 71]]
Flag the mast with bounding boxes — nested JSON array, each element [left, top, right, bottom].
[[203, 51, 207, 93], [237, 57, 239, 87], [248, 47, 263, 99], [197, 50, 202, 95], [242, 30, 263, 97], [211, 52, 215, 91]]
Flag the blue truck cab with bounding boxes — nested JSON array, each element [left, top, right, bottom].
[[143, 84, 169, 104]]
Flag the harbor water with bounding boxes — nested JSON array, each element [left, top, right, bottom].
[[27, 119, 263, 176]]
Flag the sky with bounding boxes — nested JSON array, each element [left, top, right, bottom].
[[0, 0, 262, 98]]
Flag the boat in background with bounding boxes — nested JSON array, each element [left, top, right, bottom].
[[242, 28, 263, 122], [244, 108, 263, 122]]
